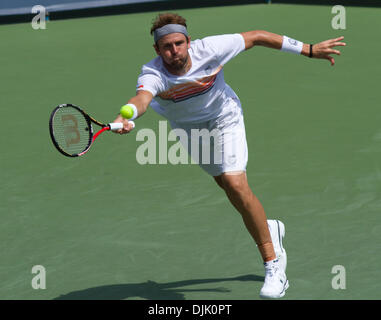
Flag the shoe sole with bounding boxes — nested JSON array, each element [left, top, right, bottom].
[[276, 220, 288, 298], [274, 220, 285, 253], [270, 220, 287, 271]]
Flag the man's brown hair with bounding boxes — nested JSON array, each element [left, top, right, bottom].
[[150, 13, 187, 35]]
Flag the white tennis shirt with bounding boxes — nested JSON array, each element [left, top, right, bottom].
[[136, 33, 246, 123]]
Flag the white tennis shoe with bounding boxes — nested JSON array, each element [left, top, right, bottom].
[[260, 258, 289, 298], [259, 219, 289, 298]]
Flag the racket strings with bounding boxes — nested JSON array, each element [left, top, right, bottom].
[[51, 107, 92, 155]]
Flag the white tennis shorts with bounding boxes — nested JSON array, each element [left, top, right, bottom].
[[170, 101, 248, 176]]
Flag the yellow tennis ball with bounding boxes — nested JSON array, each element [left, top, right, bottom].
[[120, 105, 134, 119]]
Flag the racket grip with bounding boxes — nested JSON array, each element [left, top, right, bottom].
[[109, 121, 135, 131]]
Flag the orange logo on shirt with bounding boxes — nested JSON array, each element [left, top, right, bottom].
[[158, 66, 222, 102]]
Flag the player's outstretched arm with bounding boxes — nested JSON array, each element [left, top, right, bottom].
[[113, 90, 153, 134], [241, 30, 346, 66]]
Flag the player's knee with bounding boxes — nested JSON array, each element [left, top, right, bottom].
[[221, 176, 246, 195]]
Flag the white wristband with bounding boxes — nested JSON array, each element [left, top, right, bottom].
[[126, 103, 138, 120], [281, 36, 303, 54]]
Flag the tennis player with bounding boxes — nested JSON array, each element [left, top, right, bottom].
[[113, 13, 345, 298]]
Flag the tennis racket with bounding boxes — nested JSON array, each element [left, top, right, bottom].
[[49, 103, 135, 157]]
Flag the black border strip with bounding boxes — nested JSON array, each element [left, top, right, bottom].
[[0, 300, 379, 317]]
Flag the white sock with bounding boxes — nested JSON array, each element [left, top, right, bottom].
[[264, 258, 279, 267]]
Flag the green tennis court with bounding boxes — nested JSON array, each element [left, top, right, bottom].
[[1, 3, 381, 300]]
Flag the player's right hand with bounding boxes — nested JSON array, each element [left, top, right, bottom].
[[113, 114, 134, 134]]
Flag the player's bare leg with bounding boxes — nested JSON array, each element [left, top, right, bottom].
[[214, 171, 289, 298], [214, 171, 276, 262]]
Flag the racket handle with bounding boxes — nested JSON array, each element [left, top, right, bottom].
[[109, 121, 135, 131]]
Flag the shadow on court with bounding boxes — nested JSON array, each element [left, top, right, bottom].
[[53, 274, 264, 300]]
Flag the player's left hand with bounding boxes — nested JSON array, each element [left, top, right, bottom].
[[311, 36, 346, 66]]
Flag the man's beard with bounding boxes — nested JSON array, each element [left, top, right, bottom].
[[166, 54, 189, 71]]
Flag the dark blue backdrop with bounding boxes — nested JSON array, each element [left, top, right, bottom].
[[0, 0, 152, 14], [1, 0, 380, 23]]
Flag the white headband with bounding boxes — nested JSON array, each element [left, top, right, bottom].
[[153, 24, 188, 43]]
